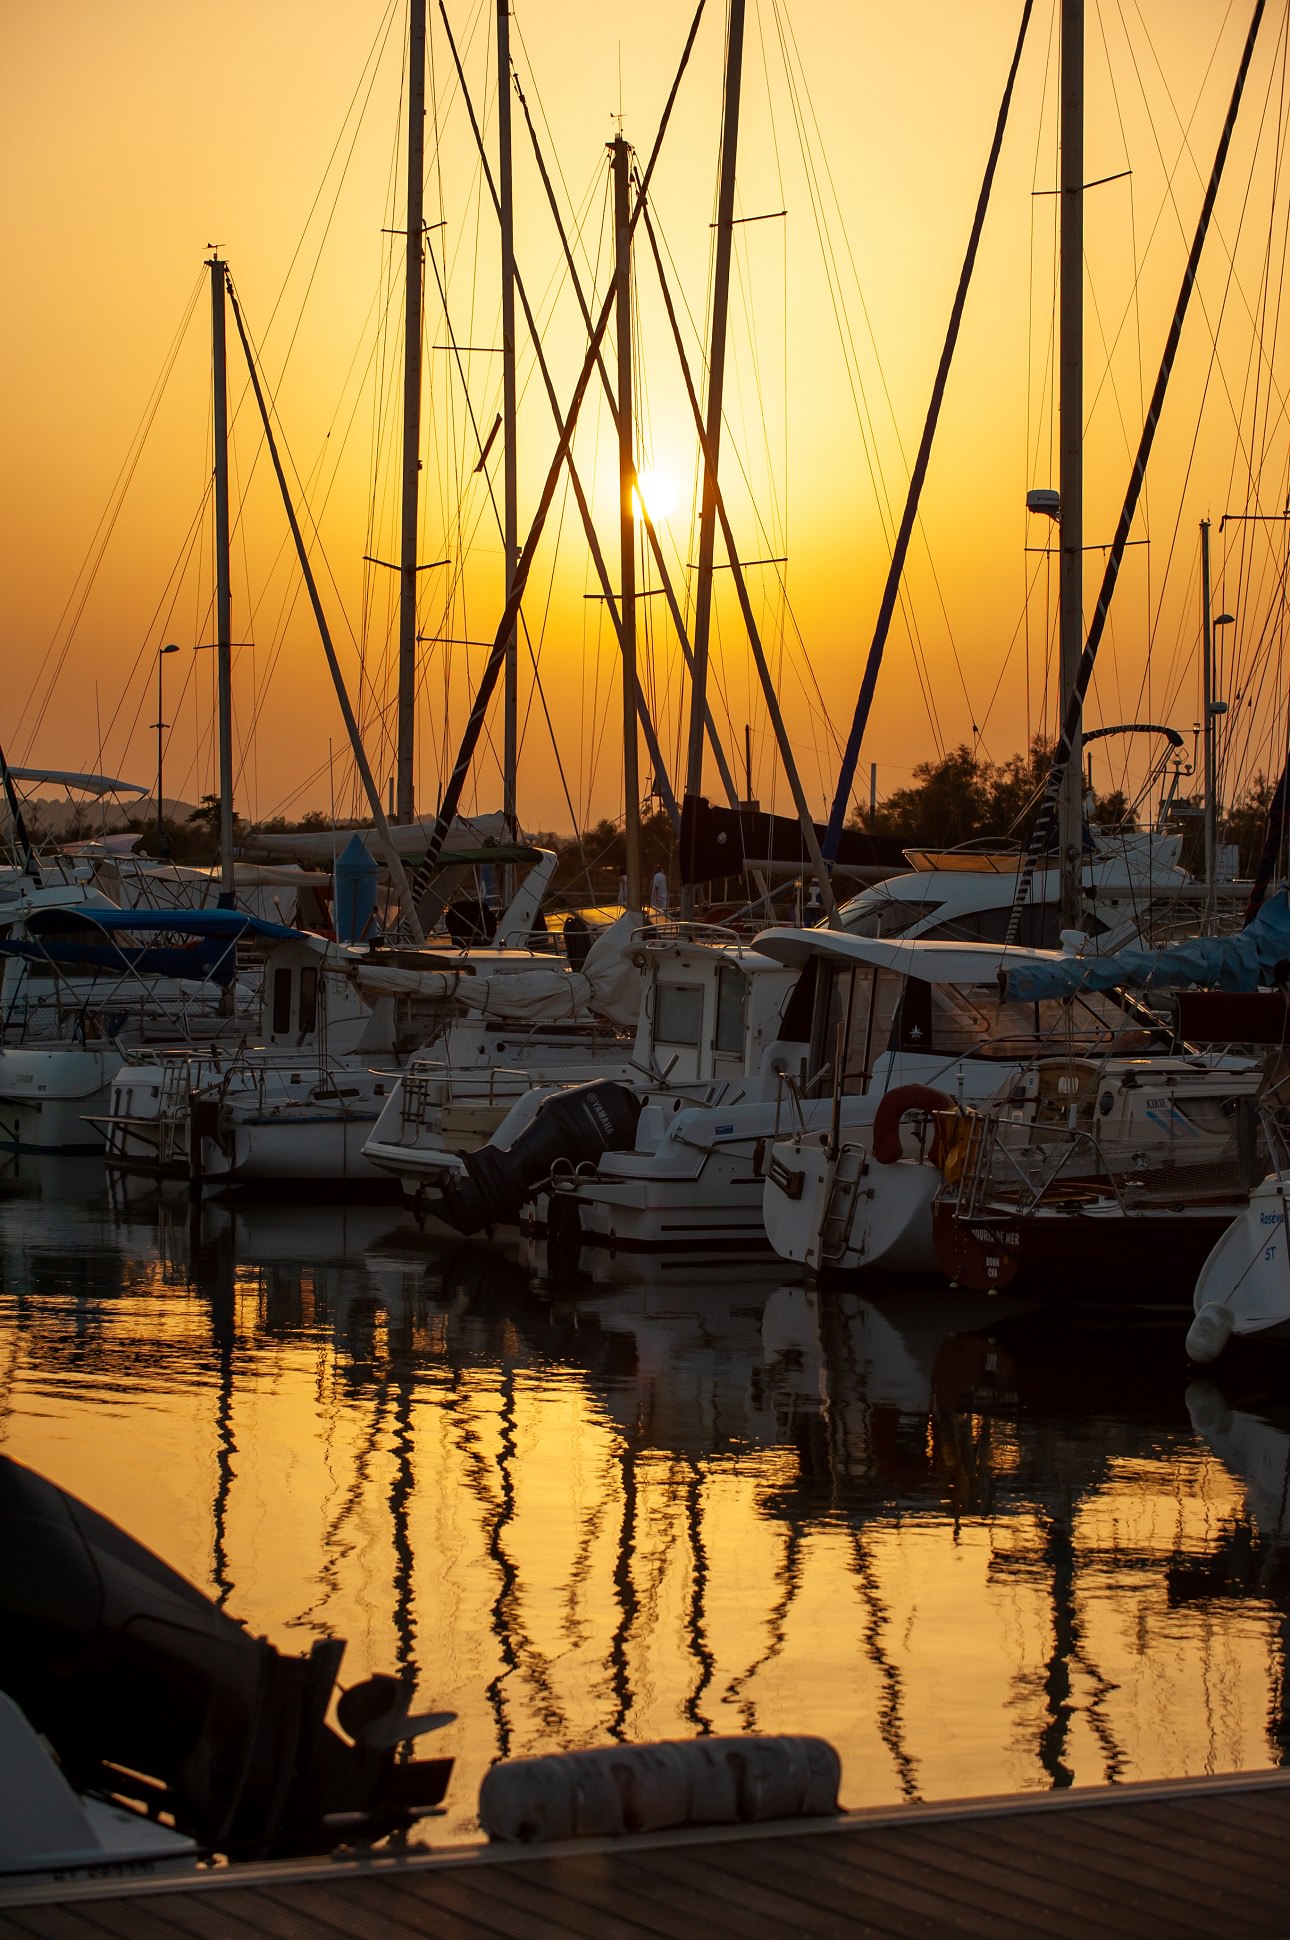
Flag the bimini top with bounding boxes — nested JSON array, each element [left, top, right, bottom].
[[752, 926, 1068, 986], [6, 768, 149, 797], [34, 908, 305, 941], [0, 908, 313, 988]]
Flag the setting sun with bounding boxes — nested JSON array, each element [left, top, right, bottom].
[[634, 465, 678, 525]]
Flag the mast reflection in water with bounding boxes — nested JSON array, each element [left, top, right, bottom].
[[1, 1158, 1287, 1841]]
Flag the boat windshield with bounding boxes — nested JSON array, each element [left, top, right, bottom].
[[837, 894, 941, 939]]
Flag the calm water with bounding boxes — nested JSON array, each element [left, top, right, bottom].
[[2, 1157, 1289, 1844]]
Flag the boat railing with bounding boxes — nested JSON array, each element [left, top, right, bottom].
[[632, 921, 745, 951], [953, 1105, 1269, 1221], [399, 1060, 538, 1136]]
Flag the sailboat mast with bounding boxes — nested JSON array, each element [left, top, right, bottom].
[[397, 0, 426, 825], [611, 133, 643, 914], [1058, 0, 1084, 932], [209, 254, 235, 903], [1200, 516, 1218, 916], [683, 0, 745, 813], [497, 0, 519, 840]]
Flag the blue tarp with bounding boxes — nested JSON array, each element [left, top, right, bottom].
[[1003, 891, 1290, 1001], [31, 908, 303, 941], [0, 909, 308, 987]]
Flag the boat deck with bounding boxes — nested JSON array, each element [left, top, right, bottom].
[[2, 1768, 1287, 1938]]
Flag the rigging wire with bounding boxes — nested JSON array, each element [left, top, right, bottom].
[[16, 272, 206, 755]]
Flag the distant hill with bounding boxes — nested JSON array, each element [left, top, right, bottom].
[[11, 795, 197, 838]]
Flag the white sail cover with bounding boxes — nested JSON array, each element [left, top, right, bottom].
[[354, 912, 643, 1028], [240, 812, 511, 863]]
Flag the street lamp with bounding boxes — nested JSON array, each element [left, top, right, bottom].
[[154, 643, 179, 857]]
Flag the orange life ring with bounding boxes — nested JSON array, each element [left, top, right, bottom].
[[871, 1084, 959, 1166]]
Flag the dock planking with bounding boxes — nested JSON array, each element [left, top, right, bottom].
[[2, 1769, 1288, 1939]]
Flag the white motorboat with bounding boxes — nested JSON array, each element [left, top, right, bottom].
[[834, 825, 1200, 951], [439, 927, 1158, 1257], [362, 914, 666, 1208], [762, 889, 1290, 1285], [102, 904, 639, 1190], [420, 923, 800, 1248]]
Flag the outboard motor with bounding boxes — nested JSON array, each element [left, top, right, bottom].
[[0, 1456, 452, 1860], [440, 1079, 643, 1235]]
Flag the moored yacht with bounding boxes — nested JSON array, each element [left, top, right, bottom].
[[755, 927, 1174, 1274], [0, 905, 263, 1157], [96, 922, 390, 1184], [836, 823, 1196, 949], [442, 926, 1152, 1257], [363, 921, 757, 1220]]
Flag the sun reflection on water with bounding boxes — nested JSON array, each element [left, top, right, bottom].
[[0, 1165, 1286, 1842]]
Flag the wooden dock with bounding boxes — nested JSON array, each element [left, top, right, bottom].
[[2, 1767, 1287, 1938]]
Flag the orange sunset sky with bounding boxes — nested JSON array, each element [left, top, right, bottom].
[[2, 1, 1287, 837]]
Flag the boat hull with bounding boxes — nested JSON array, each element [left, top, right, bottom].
[[202, 1113, 386, 1185], [933, 1200, 1238, 1300], [0, 1049, 117, 1156]]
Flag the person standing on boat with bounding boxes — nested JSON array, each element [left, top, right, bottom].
[[651, 866, 669, 917]]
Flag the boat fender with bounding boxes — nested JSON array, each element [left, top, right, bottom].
[[1185, 1302, 1235, 1365], [479, 1734, 841, 1845], [871, 1085, 958, 1166]]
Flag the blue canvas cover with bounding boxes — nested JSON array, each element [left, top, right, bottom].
[[1002, 892, 1290, 1001], [0, 908, 305, 986]]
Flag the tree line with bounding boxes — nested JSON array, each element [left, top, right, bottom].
[[26, 745, 1282, 887]]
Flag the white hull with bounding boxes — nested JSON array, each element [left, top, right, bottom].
[[762, 1135, 941, 1275], [555, 1054, 1017, 1259], [543, 1159, 770, 1252], [1188, 1175, 1290, 1361], [201, 1112, 386, 1184], [0, 1048, 118, 1155], [102, 1053, 402, 1187]]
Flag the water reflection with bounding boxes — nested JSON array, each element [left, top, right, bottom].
[[1, 1160, 1288, 1839]]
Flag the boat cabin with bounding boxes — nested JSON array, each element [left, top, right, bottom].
[[835, 828, 1187, 948], [755, 930, 1163, 1098], [629, 930, 796, 1088], [259, 932, 392, 1056]]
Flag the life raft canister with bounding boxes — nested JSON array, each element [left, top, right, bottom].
[[870, 1084, 961, 1169]]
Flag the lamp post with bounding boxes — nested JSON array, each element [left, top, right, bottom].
[[154, 643, 179, 857]]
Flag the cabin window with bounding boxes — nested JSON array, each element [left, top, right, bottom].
[[924, 904, 1105, 947], [299, 967, 319, 1036], [923, 982, 1115, 1057], [272, 967, 293, 1035], [778, 959, 818, 1041], [927, 983, 997, 1054], [655, 981, 704, 1046], [714, 965, 745, 1056], [839, 896, 941, 940]]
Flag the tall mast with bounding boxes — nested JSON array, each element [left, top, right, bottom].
[[497, 0, 519, 840], [397, 0, 426, 825], [611, 134, 643, 914], [1200, 516, 1217, 918], [1057, 0, 1084, 931], [209, 254, 235, 902], [683, 0, 745, 814]]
